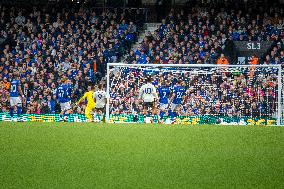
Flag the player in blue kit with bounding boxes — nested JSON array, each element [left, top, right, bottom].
[[56, 78, 73, 117], [170, 80, 186, 113], [157, 81, 171, 118], [9, 73, 24, 120]]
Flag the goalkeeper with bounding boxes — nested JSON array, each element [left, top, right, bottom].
[[77, 86, 96, 121]]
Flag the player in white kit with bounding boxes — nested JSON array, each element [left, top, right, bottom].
[[139, 77, 159, 117], [94, 84, 107, 120]]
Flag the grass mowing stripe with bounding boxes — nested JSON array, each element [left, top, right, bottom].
[[0, 122, 283, 189]]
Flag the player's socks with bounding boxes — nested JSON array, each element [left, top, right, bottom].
[[93, 113, 97, 119], [17, 106, 22, 117], [16, 107, 22, 122], [10, 108, 14, 118], [168, 110, 173, 118], [160, 111, 165, 119]]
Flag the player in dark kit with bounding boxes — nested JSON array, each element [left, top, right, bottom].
[[9, 73, 24, 120], [157, 81, 171, 118], [56, 78, 73, 119]]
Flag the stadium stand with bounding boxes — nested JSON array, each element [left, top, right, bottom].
[[0, 1, 283, 122], [0, 4, 145, 114], [125, 6, 283, 65]]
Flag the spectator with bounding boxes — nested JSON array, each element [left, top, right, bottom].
[[15, 12, 25, 26], [47, 95, 56, 114], [3, 77, 10, 90], [249, 55, 259, 79], [216, 54, 229, 65], [40, 101, 50, 114]]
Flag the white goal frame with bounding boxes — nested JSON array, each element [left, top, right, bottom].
[[106, 63, 282, 125]]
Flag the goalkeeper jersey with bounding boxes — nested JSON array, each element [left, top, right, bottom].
[[78, 91, 95, 106]]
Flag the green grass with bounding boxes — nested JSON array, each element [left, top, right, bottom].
[[0, 123, 283, 189]]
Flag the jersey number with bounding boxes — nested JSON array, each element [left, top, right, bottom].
[[58, 90, 64, 98], [176, 92, 182, 98], [11, 84, 17, 93], [98, 94, 103, 99], [144, 88, 152, 94]]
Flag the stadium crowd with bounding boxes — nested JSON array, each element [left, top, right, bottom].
[[113, 4, 284, 118], [0, 4, 144, 114], [125, 6, 284, 65], [0, 2, 283, 119]]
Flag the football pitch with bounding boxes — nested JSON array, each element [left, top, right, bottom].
[[0, 123, 283, 189]]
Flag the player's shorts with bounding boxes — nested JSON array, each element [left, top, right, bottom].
[[10, 97, 22, 107], [170, 103, 179, 111], [95, 104, 106, 112], [60, 101, 71, 112], [143, 101, 155, 109], [96, 103, 106, 109], [159, 103, 168, 111]]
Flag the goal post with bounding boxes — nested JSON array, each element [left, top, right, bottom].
[[106, 63, 282, 125]]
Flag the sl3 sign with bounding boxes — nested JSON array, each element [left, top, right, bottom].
[[234, 41, 272, 57], [247, 42, 261, 50]]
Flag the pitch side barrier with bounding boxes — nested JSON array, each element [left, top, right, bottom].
[[0, 113, 277, 125]]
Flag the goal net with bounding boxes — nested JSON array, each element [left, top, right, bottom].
[[106, 63, 282, 125]]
